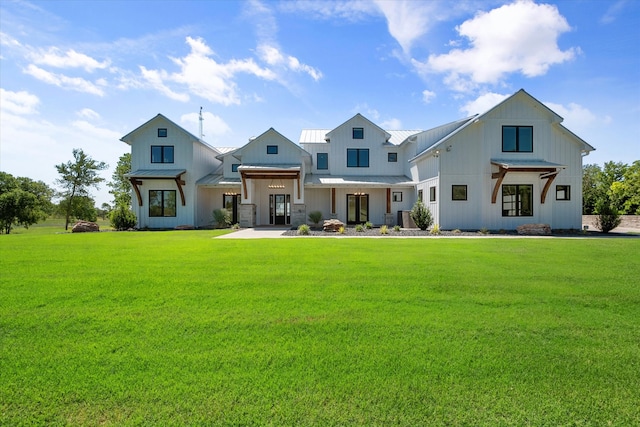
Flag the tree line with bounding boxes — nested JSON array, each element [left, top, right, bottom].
[[1, 151, 639, 234], [1, 149, 134, 234]]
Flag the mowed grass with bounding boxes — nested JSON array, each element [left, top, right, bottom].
[[1, 232, 639, 426]]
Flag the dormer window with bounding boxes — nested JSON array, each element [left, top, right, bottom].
[[231, 164, 240, 172], [352, 127, 364, 139], [158, 128, 167, 138], [267, 145, 278, 154], [502, 126, 533, 152]]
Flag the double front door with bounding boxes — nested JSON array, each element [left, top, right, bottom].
[[269, 194, 290, 225], [347, 194, 369, 224]]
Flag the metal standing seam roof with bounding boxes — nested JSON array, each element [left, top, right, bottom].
[[490, 159, 567, 169], [304, 175, 416, 187], [196, 174, 241, 186], [125, 169, 187, 178]]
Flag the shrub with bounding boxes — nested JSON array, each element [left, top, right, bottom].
[[410, 200, 433, 231], [479, 227, 489, 235], [430, 224, 440, 235], [355, 224, 364, 232], [110, 205, 137, 230], [297, 224, 310, 235], [380, 225, 388, 235], [212, 208, 231, 228], [338, 226, 345, 234], [365, 221, 373, 229], [452, 229, 461, 234], [308, 211, 322, 225], [594, 198, 622, 233], [232, 223, 240, 230], [393, 225, 401, 232]]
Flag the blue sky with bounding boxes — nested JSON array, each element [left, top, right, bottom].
[[1, 0, 638, 206]]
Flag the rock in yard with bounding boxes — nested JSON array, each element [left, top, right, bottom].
[[516, 223, 551, 235], [323, 219, 344, 232], [72, 221, 100, 233]]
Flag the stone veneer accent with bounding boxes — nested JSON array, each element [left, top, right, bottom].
[[239, 204, 256, 228], [291, 204, 306, 227]]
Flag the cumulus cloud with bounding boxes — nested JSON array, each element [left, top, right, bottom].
[[0, 88, 40, 115], [278, 0, 377, 21], [425, 0, 578, 91], [24, 64, 105, 96], [380, 117, 403, 130], [28, 47, 110, 72], [140, 36, 277, 105], [460, 92, 509, 116], [76, 108, 100, 120], [374, 0, 440, 54], [422, 89, 436, 104]]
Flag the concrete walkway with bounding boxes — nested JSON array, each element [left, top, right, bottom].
[[216, 227, 291, 239]]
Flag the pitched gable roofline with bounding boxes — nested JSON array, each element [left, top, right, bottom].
[[232, 127, 312, 161], [325, 113, 392, 142], [120, 113, 220, 154]]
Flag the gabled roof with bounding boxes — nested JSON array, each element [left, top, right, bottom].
[[410, 89, 594, 162], [325, 113, 392, 142], [232, 127, 311, 161], [120, 113, 220, 154]]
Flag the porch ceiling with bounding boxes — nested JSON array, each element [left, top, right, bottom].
[[305, 175, 415, 188]]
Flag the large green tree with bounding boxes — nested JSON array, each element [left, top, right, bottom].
[[0, 172, 53, 234], [108, 152, 132, 207], [610, 160, 640, 215], [55, 149, 108, 230]]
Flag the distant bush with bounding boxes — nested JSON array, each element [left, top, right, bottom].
[[393, 225, 401, 232], [308, 211, 322, 225], [212, 208, 231, 228], [338, 226, 345, 234], [380, 225, 388, 235], [355, 224, 364, 232], [110, 205, 137, 230], [430, 224, 441, 235], [364, 221, 373, 229], [410, 200, 433, 231], [595, 197, 622, 233], [297, 224, 310, 235]]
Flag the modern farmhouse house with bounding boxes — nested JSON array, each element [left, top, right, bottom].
[[121, 89, 594, 230]]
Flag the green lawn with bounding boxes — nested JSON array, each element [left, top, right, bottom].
[[1, 232, 639, 426]]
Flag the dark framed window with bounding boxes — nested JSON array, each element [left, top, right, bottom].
[[392, 191, 402, 202], [347, 149, 369, 167], [149, 190, 176, 217], [429, 186, 436, 202], [317, 153, 328, 170], [556, 185, 570, 201], [267, 145, 278, 154], [388, 152, 398, 162], [418, 189, 423, 202], [352, 127, 364, 139], [502, 185, 533, 216], [452, 185, 467, 200], [502, 126, 533, 152], [151, 145, 174, 163], [158, 128, 167, 137], [231, 164, 240, 172]]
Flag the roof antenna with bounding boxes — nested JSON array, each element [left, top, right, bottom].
[[199, 106, 205, 140]]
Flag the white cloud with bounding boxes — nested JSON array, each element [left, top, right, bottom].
[[544, 102, 598, 129], [422, 89, 436, 104], [0, 88, 40, 115], [180, 111, 231, 138], [278, 0, 378, 21], [352, 103, 380, 120], [71, 120, 122, 140], [76, 108, 100, 120], [256, 44, 322, 81], [141, 36, 278, 105], [426, 0, 578, 90], [374, 0, 439, 54], [380, 117, 403, 130], [460, 92, 509, 116], [28, 47, 110, 72], [24, 64, 105, 96]]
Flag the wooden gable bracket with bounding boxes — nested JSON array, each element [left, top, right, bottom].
[[540, 171, 559, 204], [130, 178, 143, 206], [174, 172, 186, 206], [491, 167, 508, 204]]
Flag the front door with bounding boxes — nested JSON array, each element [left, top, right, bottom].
[[269, 194, 290, 225], [223, 194, 240, 224], [347, 194, 369, 224]]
